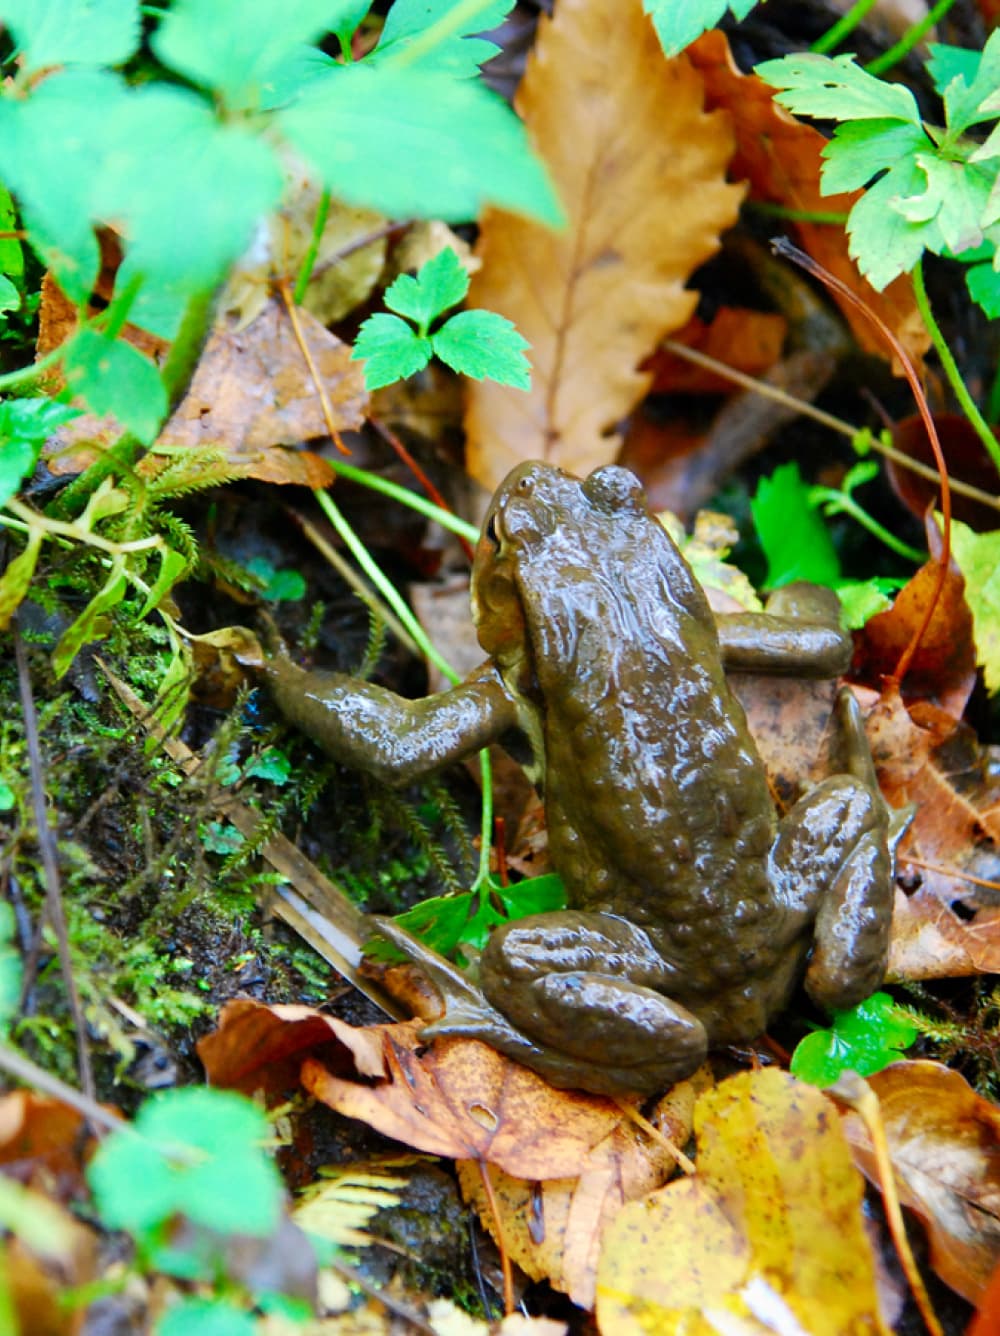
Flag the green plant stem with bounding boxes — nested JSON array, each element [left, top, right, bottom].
[[293, 190, 331, 304], [810, 488, 926, 563], [865, 0, 959, 76], [747, 202, 850, 226], [988, 360, 1000, 427], [314, 487, 459, 684], [47, 286, 218, 521], [811, 0, 880, 53], [0, 341, 72, 393], [912, 259, 1000, 474], [473, 748, 493, 892], [328, 458, 480, 543]]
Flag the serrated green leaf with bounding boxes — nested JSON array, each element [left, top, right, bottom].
[[431, 309, 530, 387], [152, 0, 360, 109], [791, 992, 916, 1086], [894, 153, 991, 256], [948, 517, 1000, 693], [384, 246, 469, 330], [820, 120, 929, 195], [500, 872, 566, 918], [371, 0, 513, 77], [245, 747, 292, 784], [926, 42, 981, 98], [940, 29, 1000, 136], [0, 68, 128, 299], [0, 398, 81, 506], [92, 84, 284, 290], [751, 463, 840, 589], [352, 313, 433, 388], [835, 579, 895, 630], [0, 0, 140, 72], [644, 0, 757, 57], [756, 52, 920, 124], [0, 528, 42, 631], [965, 256, 1000, 316], [846, 158, 933, 288], [63, 330, 168, 443], [51, 554, 128, 678], [277, 63, 563, 225]]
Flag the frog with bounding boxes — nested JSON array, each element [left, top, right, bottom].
[[261, 461, 895, 1097]]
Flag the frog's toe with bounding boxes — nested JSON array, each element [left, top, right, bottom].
[[805, 825, 893, 1011]]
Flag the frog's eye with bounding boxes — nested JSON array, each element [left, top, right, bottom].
[[584, 465, 645, 513]]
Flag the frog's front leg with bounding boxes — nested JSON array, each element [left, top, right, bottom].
[[770, 689, 895, 1011], [374, 912, 707, 1097], [261, 654, 520, 785]]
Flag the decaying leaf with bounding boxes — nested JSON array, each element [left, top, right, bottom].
[[595, 1069, 887, 1335], [465, 0, 743, 489], [643, 306, 789, 394], [686, 28, 929, 369], [842, 1061, 1000, 1305], [46, 299, 368, 485], [863, 687, 1000, 979], [457, 1072, 708, 1310]]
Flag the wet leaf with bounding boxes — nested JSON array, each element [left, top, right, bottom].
[[842, 1061, 1000, 1304], [595, 1069, 887, 1334], [465, 0, 742, 489], [791, 992, 918, 1086]]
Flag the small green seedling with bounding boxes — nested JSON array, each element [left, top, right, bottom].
[[352, 246, 531, 391], [791, 991, 918, 1086]]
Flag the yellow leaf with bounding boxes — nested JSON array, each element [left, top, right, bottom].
[[595, 1069, 888, 1334], [464, 0, 743, 491]]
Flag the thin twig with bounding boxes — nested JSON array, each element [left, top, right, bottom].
[[277, 277, 350, 455], [13, 628, 95, 1104], [477, 1158, 515, 1316]]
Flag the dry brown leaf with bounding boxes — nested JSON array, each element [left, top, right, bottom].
[[464, 0, 743, 490], [457, 1071, 708, 1309], [862, 688, 1000, 979], [841, 1061, 1000, 1305], [46, 299, 367, 485], [686, 29, 929, 369], [595, 1069, 887, 1334], [643, 307, 789, 394]]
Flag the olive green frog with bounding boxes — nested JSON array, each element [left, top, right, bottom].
[[262, 463, 894, 1096]]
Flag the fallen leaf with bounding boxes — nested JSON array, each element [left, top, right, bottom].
[[841, 1061, 1000, 1305], [0, 1092, 97, 1197], [862, 687, 1000, 979], [686, 29, 929, 370], [457, 1072, 707, 1309], [851, 517, 976, 718], [595, 1068, 888, 1334], [46, 299, 368, 485], [887, 415, 1000, 534], [464, 0, 742, 489], [643, 307, 788, 394]]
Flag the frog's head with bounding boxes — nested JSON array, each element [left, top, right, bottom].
[[471, 462, 710, 693]]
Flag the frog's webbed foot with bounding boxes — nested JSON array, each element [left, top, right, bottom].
[[369, 913, 706, 1097]]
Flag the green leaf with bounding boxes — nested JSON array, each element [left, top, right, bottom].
[[92, 84, 284, 290], [965, 257, 1000, 317], [371, 0, 514, 77], [87, 1088, 282, 1238], [0, 68, 128, 299], [152, 0, 362, 110], [352, 313, 433, 388], [0, 275, 18, 312], [0, 186, 24, 280], [791, 992, 917, 1086], [755, 52, 920, 124], [245, 555, 306, 602], [0, 0, 140, 72], [893, 153, 992, 257], [431, 309, 530, 387], [201, 820, 245, 854], [948, 517, 1000, 693], [277, 63, 563, 225], [0, 528, 42, 631], [138, 547, 189, 619], [245, 747, 292, 784], [820, 120, 929, 195], [644, 0, 757, 57], [0, 782, 14, 812], [499, 872, 566, 918], [750, 463, 840, 589], [939, 29, 1000, 136], [157, 1299, 257, 1336], [384, 247, 469, 331], [835, 578, 896, 629], [0, 397, 81, 507], [846, 158, 934, 288], [51, 554, 128, 678], [926, 42, 981, 99], [63, 330, 168, 444]]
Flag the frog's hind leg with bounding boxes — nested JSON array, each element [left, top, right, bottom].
[[771, 690, 894, 1013]]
